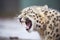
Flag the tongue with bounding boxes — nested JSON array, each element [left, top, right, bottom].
[[26, 23, 30, 29]]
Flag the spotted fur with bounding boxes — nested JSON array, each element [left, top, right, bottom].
[[18, 5, 60, 40]]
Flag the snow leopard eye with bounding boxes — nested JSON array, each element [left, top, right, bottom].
[[36, 24, 41, 28]]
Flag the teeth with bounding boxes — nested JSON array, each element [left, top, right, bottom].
[[26, 26, 29, 29], [21, 18, 25, 22]]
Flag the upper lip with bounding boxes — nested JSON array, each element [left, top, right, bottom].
[[19, 18, 25, 23]]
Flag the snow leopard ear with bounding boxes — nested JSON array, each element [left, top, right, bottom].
[[44, 5, 48, 9], [42, 5, 48, 11]]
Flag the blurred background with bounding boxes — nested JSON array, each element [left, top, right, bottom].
[[0, 0, 60, 40], [0, 0, 60, 18]]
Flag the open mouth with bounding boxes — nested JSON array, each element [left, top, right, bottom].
[[25, 18, 32, 31]]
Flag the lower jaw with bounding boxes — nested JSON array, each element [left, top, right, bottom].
[[37, 29, 44, 37]]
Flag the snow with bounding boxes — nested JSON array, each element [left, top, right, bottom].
[[0, 18, 41, 40]]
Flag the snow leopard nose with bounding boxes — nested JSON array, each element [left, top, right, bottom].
[[19, 18, 22, 22]]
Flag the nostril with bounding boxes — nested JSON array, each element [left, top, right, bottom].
[[19, 18, 22, 22]]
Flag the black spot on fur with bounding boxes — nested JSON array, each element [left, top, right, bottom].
[[52, 20, 55, 23], [47, 16, 51, 20], [24, 13, 26, 15], [47, 32, 50, 34], [53, 11, 55, 12], [57, 16, 60, 21], [53, 33, 55, 37], [54, 23, 58, 27], [33, 15, 35, 17], [48, 36, 52, 39], [49, 26, 52, 30], [46, 21, 49, 24], [39, 15, 41, 17], [56, 37, 60, 40], [50, 24, 52, 27], [51, 31, 53, 35], [40, 18, 42, 20], [41, 22, 44, 24], [36, 24, 41, 28], [54, 18, 57, 20], [39, 26, 41, 27], [51, 14, 54, 16], [35, 14, 37, 15], [44, 11, 48, 15], [56, 34, 60, 38], [50, 36, 52, 39], [55, 13, 57, 15], [37, 16, 38, 18], [49, 12, 51, 14], [36, 20, 39, 23], [56, 28, 58, 32]]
